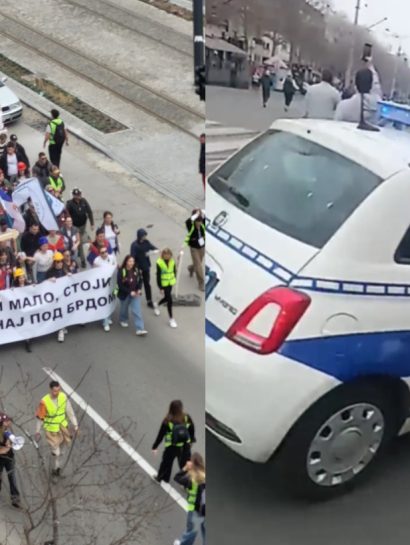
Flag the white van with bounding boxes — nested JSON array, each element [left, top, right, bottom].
[[206, 109, 410, 499]]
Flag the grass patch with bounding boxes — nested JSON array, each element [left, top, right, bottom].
[[139, 0, 192, 21], [0, 54, 128, 133]]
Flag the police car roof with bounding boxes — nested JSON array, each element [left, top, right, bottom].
[[271, 119, 410, 180]]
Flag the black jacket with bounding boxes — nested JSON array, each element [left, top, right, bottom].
[[14, 142, 30, 168], [32, 159, 52, 187], [20, 231, 41, 257], [130, 229, 157, 271], [116, 267, 142, 300], [46, 267, 66, 280], [66, 198, 94, 228], [0, 149, 26, 178], [185, 218, 205, 249], [152, 414, 196, 450]]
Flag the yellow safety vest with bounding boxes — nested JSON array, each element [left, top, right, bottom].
[[157, 258, 176, 287], [184, 223, 205, 246], [49, 118, 63, 145], [187, 481, 199, 512], [42, 392, 68, 432], [48, 176, 64, 192]]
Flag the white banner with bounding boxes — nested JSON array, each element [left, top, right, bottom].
[[0, 267, 116, 345], [12, 178, 59, 231]]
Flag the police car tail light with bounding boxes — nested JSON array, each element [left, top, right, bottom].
[[226, 287, 311, 355]]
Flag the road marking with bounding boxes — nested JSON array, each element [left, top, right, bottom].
[[43, 367, 188, 511]]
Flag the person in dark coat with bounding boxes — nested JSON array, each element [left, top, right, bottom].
[[130, 228, 158, 309], [260, 68, 272, 108], [199, 133, 205, 190], [8, 135, 30, 168], [32, 152, 52, 187], [283, 75, 296, 111]]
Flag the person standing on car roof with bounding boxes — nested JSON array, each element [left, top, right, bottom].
[[152, 400, 195, 483], [130, 228, 158, 309], [66, 188, 95, 268], [8, 134, 30, 169], [185, 209, 205, 292], [43, 109, 69, 167]]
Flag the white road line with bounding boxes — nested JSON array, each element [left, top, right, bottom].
[[42, 367, 188, 511]]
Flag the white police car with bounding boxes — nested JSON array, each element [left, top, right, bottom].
[[206, 104, 410, 499]]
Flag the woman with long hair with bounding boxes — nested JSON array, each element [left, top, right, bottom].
[[155, 248, 178, 328], [100, 210, 120, 254], [174, 452, 206, 545], [152, 400, 196, 483], [117, 254, 147, 336]]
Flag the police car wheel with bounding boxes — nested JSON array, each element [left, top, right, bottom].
[[273, 380, 404, 500]]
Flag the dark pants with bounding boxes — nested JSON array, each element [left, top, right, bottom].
[[262, 87, 270, 106], [158, 285, 173, 318], [141, 269, 153, 305], [0, 457, 20, 500], [284, 93, 294, 107], [157, 444, 191, 483], [49, 143, 63, 167]]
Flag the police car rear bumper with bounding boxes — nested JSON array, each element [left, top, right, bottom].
[[206, 334, 339, 463]]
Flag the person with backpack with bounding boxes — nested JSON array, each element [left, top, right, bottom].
[[43, 109, 68, 167], [173, 452, 206, 545], [152, 400, 196, 484]]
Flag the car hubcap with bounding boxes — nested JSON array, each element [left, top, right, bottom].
[[307, 403, 385, 487]]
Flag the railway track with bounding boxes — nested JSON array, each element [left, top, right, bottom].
[[63, 0, 192, 57], [0, 11, 203, 138]]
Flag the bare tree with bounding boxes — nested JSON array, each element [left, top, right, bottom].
[[0, 365, 171, 545]]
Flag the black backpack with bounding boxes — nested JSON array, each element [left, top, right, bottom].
[[171, 421, 190, 446], [51, 120, 65, 145]]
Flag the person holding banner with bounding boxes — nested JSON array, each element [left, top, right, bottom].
[[12, 268, 32, 352], [0, 413, 21, 508], [46, 252, 69, 343], [32, 237, 54, 283], [93, 245, 116, 332]]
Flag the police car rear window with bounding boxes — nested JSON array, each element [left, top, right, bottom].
[[209, 130, 381, 248]]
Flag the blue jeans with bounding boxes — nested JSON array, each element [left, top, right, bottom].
[[36, 270, 47, 283], [119, 295, 145, 331], [179, 512, 205, 545]]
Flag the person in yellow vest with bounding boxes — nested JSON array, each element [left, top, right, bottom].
[[185, 209, 205, 292], [34, 381, 78, 477], [48, 165, 65, 199], [43, 109, 68, 167], [155, 248, 178, 328], [174, 452, 206, 545]]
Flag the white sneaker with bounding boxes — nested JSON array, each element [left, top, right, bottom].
[[108, 319, 113, 325], [103, 324, 110, 332], [154, 306, 160, 317], [57, 330, 64, 343], [169, 319, 178, 328], [173, 541, 181, 545], [136, 330, 148, 336], [120, 322, 129, 328]]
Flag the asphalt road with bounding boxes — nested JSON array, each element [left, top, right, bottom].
[[0, 115, 204, 544], [207, 432, 410, 545], [207, 85, 305, 131]]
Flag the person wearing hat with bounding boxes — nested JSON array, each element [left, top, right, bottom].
[[16, 161, 28, 184], [12, 267, 27, 288], [46, 252, 68, 342], [8, 134, 29, 168], [31, 237, 54, 283], [0, 413, 21, 508], [48, 165, 65, 198], [66, 188, 95, 268], [130, 228, 158, 309], [35, 381, 78, 477]]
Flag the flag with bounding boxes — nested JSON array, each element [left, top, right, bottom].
[[0, 189, 25, 233], [12, 178, 59, 231], [45, 191, 65, 217]]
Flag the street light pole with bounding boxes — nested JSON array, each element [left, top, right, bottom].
[[345, 0, 361, 87]]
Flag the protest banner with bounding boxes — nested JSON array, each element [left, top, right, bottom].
[[12, 178, 60, 231], [0, 266, 116, 345]]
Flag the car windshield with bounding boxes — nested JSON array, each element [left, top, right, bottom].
[[209, 130, 382, 248]]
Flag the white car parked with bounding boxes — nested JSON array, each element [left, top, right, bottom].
[[206, 107, 410, 499], [0, 76, 23, 125]]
